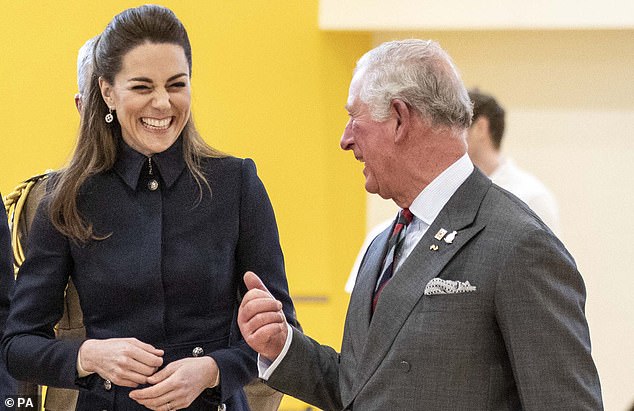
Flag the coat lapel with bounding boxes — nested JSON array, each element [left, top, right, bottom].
[[345, 169, 492, 406]]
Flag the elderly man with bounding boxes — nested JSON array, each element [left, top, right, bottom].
[[238, 39, 603, 410]]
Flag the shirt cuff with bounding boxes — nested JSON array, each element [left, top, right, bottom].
[[257, 323, 293, 381]]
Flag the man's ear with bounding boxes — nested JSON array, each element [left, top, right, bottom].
[[392, 99, 410, 143], [471, 116, 490, 138], [98, 76, 114, 108]]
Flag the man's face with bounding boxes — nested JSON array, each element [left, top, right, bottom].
[[340, 71, 397, 200]]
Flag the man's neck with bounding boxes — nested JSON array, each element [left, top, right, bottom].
[[473, 149, 501, 176]]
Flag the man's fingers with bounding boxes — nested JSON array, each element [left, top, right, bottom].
[[239, 295, 283, 324], [242, 310, 286, 336], [244, 271, 271, 294]]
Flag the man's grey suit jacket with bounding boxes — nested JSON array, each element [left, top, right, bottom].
[[268, 169, 603, 410]]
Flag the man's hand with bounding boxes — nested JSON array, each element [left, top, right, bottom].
[[238, 271, 288, 362]]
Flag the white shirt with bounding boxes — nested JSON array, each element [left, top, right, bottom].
[[489, 157, 559, 234], [260, 154, 474, 379]]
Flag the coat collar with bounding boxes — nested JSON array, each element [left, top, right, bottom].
[[113, 136, 185, 190], [343, 168, 492, 407]]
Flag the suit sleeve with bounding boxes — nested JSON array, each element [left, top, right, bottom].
[[266, 327, 342, 411], [495, 225, 603, 410], [1, 198, 82, 389], [209, 158, 299, 402]]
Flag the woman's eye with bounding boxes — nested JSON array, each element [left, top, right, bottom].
[[169, 82, 186, 88], [131, 85, 150, 90]]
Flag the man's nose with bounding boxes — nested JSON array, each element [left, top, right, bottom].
[[340, 122, 353, 150]]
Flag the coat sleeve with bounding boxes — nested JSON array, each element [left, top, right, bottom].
[[209, 158, 299, 402], [495, 225, 603, 410], [1, 197, 83, 389], [266, 326, 342, 411]]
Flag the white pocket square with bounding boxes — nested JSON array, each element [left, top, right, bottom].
[[424, 278, 476, 295]]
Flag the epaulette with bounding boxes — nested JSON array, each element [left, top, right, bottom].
[[3, 171, 52, 275]]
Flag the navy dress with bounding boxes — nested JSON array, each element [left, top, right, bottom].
[[2, 137, 297, 410]]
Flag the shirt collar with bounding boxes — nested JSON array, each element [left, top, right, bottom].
[[113, 136, 185, 190], [409, 153, 474, 225]]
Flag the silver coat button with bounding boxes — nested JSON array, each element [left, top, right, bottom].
[[103, 378, 112, 390], [218, 404, 226, 411], [148, 179, 159, 191], [192, 346, 204, 357]]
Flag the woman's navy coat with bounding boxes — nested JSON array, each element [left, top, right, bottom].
[[2, 137, 297, 410]]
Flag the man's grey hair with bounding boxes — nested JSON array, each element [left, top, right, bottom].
[[355, 39, 472, 130], [77, 36, 98, 95]]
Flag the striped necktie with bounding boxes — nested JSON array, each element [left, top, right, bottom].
[[372, 208, 414, 312]]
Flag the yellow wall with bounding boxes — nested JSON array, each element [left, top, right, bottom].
[[1, 2, 370, 409]]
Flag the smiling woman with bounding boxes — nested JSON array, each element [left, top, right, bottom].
[[1, 4, 298, 411], [99, 43, 191, 157]]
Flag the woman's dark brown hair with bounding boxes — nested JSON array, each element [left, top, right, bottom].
[[50, 5, 224, 243]]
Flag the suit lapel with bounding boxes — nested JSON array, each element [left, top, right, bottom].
[[345, 169, 492, 405]]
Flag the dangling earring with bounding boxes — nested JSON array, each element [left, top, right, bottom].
[[105, 107, 114, 124]]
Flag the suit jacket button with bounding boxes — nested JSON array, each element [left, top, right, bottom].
[[400, 360, 410, 372], [218, 404, 226, 411], [103, 379, 112, 390], [192, 346, 204, 357]]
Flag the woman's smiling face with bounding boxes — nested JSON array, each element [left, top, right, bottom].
[[100, 42, 191, 156]]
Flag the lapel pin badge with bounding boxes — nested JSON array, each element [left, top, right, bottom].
[[444, 231, 457, 244], [434, 228, 448, 241], [429, 244, 439, 251]]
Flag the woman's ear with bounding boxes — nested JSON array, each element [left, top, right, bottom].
[[98, 76, 114, 108]]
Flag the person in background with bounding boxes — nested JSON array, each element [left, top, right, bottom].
[[1, 196, 18, 407], [48, 35, 98, 411], [237, 39, 602, 410], [74, 37, 99, 111], [2, 5, 297, 410], [467, 89, 560, 233]]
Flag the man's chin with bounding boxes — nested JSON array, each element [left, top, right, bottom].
[[364, 181, 386, 199]]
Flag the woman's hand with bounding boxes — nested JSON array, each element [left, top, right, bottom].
[[78, 338, 164, 387], [128, 356, 218, 410]]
